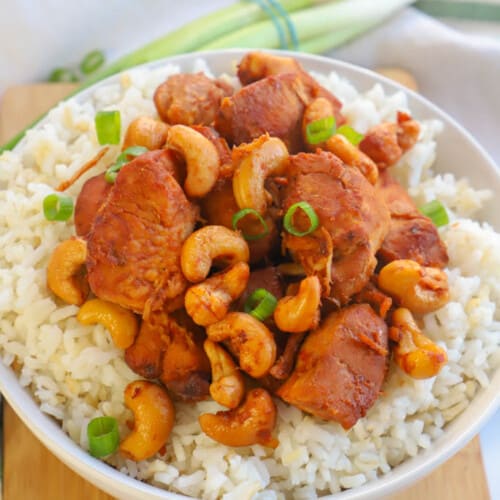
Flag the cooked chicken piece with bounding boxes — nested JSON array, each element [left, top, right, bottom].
[[283, 151, 390, 304], [237, 51, 343, 122], [74, 173, 111, 238], [359, 111, 420, 169], [125, 310, 210, 401], [86, 150, 198, 316], [191, 125, 233, 178], [237, 266, 285, 310], [238, 51, 302, 84], [277, 304, 389, 429], [376, 170, 449, 268], [269, 331, 306, 381], [200, 179, 280, 265], [216, 70, 343, 153], [75, 150, 180, 239], [352, 281, 392, 319], [154, 73, 233, 126], [160, 314, 211, 401]]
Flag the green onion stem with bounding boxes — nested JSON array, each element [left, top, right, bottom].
[[200, 0, 414, 50], [83, 0, 316, 87]]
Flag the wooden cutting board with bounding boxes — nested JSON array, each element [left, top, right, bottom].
[[0, 84, 491, 500]]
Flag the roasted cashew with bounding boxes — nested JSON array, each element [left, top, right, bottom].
[[378, 259, 449, 314], [119, 380, 175, 461], [302, 97, 335, 150], [167, 124, 220, 198], [47, 237, 89, 305], [77, 298, 139, 349], [206, 312, 276, 378], [199, 388, 278, 448], [390, 307, 447, 379], [185, 262, 250, 326], [122, 116, 169, 151], [181, 225, 249, 283], [325, 134, 378, 185], [273, 276, 321, 333], [232, 134, 289, 214], [204, 339, 245, 409]]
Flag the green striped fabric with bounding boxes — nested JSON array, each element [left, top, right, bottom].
[[415, 1, 500, 21]]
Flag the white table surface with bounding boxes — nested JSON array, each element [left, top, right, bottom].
[[0, 1, 498, 498]]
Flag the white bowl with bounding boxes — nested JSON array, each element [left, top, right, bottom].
[[1, 49, 499, 500]]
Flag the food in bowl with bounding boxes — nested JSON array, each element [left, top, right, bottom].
[[0, 51, 498, 499]]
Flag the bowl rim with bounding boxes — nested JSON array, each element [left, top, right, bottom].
[[1, 48, 499, 500]]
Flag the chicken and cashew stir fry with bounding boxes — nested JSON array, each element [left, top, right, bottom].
[[45, 51, 451, 460]]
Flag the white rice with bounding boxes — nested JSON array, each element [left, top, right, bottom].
[[0, 58, 499, 499]]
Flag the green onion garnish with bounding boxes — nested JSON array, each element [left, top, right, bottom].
[[232, 208, 270, 241], [43, 194, 74, 221], [104, 146, 148, 184], [80, 50, 106, 75], [87, 416, 120, 458], [283, 201, 319, 237], [305, 116, 336, 145], [95, 110, 121, 145], [419, 200, 449, 227], [244, 288, 278, 322], [337, 125, 364, 145], [48, 68, 79, 83]]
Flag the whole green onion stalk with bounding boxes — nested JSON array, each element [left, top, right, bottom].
[[0, 0, 415, 154]]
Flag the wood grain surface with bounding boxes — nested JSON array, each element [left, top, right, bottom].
[[0, 83, 491, 500]]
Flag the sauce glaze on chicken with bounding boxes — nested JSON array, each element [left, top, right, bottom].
[[48, 51, 450, 456]]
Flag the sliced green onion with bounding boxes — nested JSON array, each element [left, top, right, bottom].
[[80, 50, 105, 75], [105, 146, 149, 184], [283, 201, 319, 237], [43, 194, 74, 221], [337, 125, 364, 145], [244, 288, 278, 322], [306, 116, 336, 145], [48, 68, 79, 83], [87, 416, 120, 458], [419, 200, 449, 227], [95, 110, 121, 145], [232, 208, 270, 241], [118, 146, 149, 160]]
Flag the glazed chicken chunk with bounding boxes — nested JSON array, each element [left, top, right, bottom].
[[216, 69, 343, 153], [277, 304, 389, 429], [376, 170, 449, 268], [283, 150, 390, 304], [125, 310, 210, 401], [154, 72, 233, 126], [86, 150, 198, 316]]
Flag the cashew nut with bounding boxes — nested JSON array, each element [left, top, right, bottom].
[[122, 116, 169, 151], [378, 259, 449, 314], [167, 124, 220, 198], [204, 339, 245, 409], [390, 307, 447, 379], [302, 97, 335, 150], [325, 134, 378, 185], [273, 276, 321, 333], [199, 388, 278, 448], [181, 225, 249, 283], [185, 262, 250, 326], [232, 134, 289, 214], [206, 312, 276, 379], [119, 380, 175, 461], [77, 298, 139, 349], [47, 237, 89, 305]]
